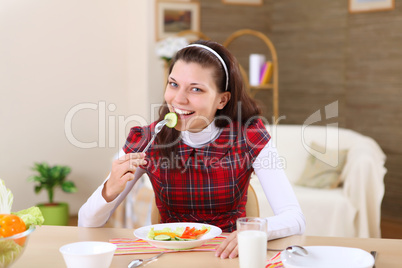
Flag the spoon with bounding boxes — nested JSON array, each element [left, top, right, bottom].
[[267, 245, 309, 256], [128, 252, 165, 268]]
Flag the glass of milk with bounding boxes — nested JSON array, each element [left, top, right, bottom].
[[237, 217, 268, 268]]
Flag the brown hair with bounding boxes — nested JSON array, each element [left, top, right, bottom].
[[156, 40, 261, 158]]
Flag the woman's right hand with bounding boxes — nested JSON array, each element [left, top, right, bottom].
[[102, 152, 147, 202]]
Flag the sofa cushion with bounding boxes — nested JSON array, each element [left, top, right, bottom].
[[294, 142, 348, 189]]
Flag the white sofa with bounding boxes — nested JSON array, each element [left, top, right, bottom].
[[250, 124, 387, 238]]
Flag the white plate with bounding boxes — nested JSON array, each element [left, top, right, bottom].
[[281, 246, 374, 268], [134, 222, 222, 250]]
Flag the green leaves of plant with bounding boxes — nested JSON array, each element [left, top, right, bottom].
[[61, 181, 77, 193], [28, 162, 77, 204]]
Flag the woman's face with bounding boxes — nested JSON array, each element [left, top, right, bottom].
[[164, 60, 230, 132]]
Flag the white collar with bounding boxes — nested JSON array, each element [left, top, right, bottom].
[[181, 120, 222, 148]]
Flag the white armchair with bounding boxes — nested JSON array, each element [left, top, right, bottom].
[[250, 124, 387, 238]]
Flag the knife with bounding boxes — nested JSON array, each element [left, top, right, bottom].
[[370, 251, 377, 268]]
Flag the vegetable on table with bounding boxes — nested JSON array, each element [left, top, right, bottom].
[[0, 179, 45, 267], [147, 225, 210, 241], [0, 239, 24, 267], [0, 214, 26, 246], [153, 231, 179, 239], [180, 226, 208, 239], [0, 178, 44, 244], [0, 214, 26, 239], [12, 207, 44, 229], [0, 180, 13, 214]]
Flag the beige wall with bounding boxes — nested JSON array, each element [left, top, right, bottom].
[[0, 0, 165, 215]]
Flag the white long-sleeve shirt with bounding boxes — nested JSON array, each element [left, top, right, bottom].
[[78, 122, 305, 240]]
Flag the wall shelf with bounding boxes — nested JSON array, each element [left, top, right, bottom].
[[223, 29, 279, 122]]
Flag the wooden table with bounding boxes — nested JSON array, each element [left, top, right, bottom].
[[14, 225, 402, 268]]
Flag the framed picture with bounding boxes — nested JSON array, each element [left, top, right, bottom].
[[222, 0, 263, 5], [349, 0, 395, 13], [156, 1, 200, 40]]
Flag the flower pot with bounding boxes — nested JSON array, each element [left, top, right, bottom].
[[37, 202, 69, 226]]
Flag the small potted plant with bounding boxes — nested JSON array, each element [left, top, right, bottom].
[[28, 162, 77, 225]]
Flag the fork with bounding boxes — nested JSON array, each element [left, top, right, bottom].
[[370, 251, 377, 268], [128, 252, 165, 268], [142, 119, 168, 153]]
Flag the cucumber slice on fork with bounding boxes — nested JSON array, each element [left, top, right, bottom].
[[164, 112, 178, 128]]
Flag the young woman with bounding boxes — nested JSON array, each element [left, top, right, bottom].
[[78, 40, 305, 259]]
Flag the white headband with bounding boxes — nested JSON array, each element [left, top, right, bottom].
[[185, 44, 229, 91]]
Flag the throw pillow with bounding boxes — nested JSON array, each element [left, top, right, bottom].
[[295, 142, 348, 189]]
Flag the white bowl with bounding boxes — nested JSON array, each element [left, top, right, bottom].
[[59, 241, 117, 268], [280, 246, 374, 268], [134, 222, 222, 250]]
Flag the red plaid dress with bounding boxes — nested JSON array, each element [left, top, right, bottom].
[[123, 119, 270, 232]]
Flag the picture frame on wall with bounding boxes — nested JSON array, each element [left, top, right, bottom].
[[349, 0, 395, 13], [156, 1, 200, 40], [222, 0, 263, 5]]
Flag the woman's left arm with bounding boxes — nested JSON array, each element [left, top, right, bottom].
[[215, 143, 305, 259], [252, 144, 306, 239]]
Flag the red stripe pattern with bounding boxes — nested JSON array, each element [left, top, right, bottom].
[[109, 236, 226, 255], [266, 252, 284, 268]]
